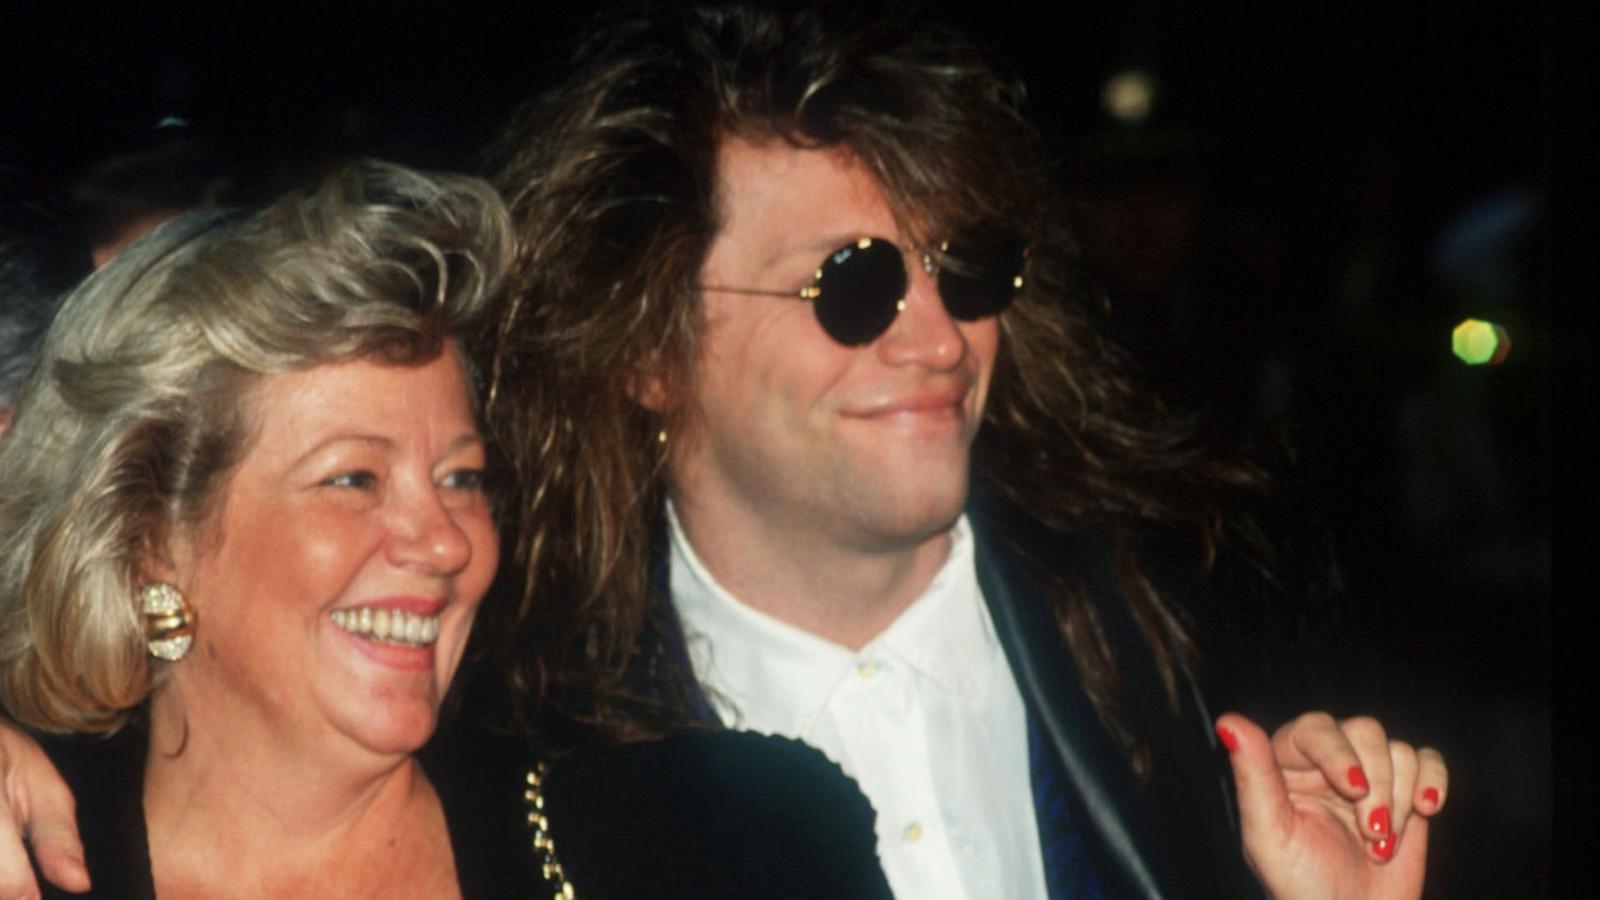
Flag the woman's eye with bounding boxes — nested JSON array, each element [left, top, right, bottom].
[[441, 468, 487, 492], [325, 471, 378, 490]]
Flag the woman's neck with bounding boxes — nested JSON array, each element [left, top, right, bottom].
[[142, 690, 460, 899]]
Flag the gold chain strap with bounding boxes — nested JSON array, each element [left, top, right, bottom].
[[525, 763, 577, 899]]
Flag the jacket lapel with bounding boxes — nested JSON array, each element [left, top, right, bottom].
[[970, 496, 1262, 900], [974, 518, 1167, 899]]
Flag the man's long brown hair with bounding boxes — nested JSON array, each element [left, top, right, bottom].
[[479, 2, 1270, 763]]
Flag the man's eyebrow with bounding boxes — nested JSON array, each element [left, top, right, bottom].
[[769, 232, 889, 268]]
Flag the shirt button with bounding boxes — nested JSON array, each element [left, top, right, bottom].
[[902, 822, 924, 843], [856, 661, 879, 679]]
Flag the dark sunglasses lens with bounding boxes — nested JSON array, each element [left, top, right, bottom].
[[938, 227, 1027, 321], [813, 238, 907, 346]]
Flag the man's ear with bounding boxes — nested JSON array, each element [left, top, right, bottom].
[[628, 366, 671, 413]]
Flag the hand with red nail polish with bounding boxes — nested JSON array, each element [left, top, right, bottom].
[[1347, 766, 1369, 792], [1217, 724, 1240, 753], [1214, 711, 1448, 900]]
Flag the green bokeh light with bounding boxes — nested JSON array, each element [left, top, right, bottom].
[[1452, 319, 1510, 365]]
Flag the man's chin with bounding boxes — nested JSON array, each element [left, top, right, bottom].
[[840, 471, 971, 551]]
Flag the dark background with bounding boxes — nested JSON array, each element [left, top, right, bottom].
[[2, 1, 1552, 896]]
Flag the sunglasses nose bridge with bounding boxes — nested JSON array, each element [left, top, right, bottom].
[[899, 249, 954, 321], [916, 237, 952, 278]]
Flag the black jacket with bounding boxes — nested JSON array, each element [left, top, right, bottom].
[[631, 487, 1268, 898], [964, 489, 1267, 898]]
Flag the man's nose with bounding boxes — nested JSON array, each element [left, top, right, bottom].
[[875, 265, 966, 369]]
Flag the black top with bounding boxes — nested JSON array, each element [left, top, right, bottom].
[[35, 718, 542, 900], [36, 719, 890, 899], [540, 730, 892, 899]]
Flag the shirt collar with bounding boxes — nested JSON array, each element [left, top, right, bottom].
[[873, 515, 998, 692], [666, 502, 1002, 735]]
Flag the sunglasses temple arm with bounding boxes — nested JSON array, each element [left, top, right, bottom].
[[697, 285, 810, 299]]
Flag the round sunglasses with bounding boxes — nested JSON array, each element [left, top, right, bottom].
[[700, 225, 1029, 346]]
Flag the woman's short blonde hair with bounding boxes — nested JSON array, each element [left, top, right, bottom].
[[0, 161, 513, 733]]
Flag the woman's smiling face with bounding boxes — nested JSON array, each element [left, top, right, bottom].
[[168, 344, 498, 759]]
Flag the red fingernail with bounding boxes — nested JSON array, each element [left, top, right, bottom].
[[1216, 726, 1239, 753], [1368, 806, 1391, 836], [1347, 766, 1369, 791], [1423, 787, 1440, 808], [1373, 834, 1395, 860]]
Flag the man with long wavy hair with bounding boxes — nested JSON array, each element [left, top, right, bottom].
[[473, 4, 1446, 899]]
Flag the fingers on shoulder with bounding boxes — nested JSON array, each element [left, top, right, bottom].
[[0, 727, 88, 894], [0, 811, 44, 900]]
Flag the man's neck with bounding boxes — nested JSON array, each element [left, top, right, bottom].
[[667, 497, 955, 650]]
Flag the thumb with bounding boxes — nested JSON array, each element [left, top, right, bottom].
[[29, 817, 90, 895], [1216, 711, 1294, 850], [12, 745, 90, 895]]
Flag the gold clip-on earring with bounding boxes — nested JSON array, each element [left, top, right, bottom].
[[142, 583, 197, 661]]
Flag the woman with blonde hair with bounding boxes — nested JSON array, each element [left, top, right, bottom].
[[0, 160, 530, 897]]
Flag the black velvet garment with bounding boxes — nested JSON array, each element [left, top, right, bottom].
[[35, 725, 154, 900], [540, 730, 892, 899], [33, 718, 541, 900], [36, 718, 890, 898]]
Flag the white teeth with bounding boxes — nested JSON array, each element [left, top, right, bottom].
[[331, 607, 442, 647]]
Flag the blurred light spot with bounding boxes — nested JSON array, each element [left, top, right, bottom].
[[1103, 69, 1157, 124], [1430, 186, 1538, 281], [1452, 318, 1511, 365]]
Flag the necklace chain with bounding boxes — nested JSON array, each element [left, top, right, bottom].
[[525, 762, 577, 899]]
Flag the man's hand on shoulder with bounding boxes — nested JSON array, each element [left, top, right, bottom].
[[1215, 711, 1448, 900], [0, 723, 88, 897]]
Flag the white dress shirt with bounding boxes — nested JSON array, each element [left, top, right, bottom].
[[668, 505, 1050, 900]]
